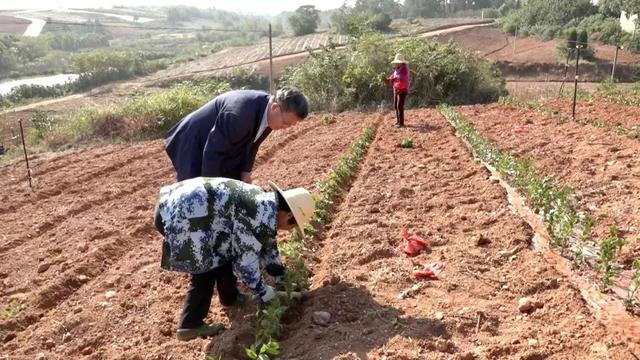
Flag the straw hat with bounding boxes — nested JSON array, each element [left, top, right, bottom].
[[268, 181, 315, 235], [391, 53, 408, 64]]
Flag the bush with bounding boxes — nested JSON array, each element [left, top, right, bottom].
[[71, 50, 168, 90], [289, 5, 320, 36], [0, 83, 71, 106], [46, 79, 233, 148], [30, 110, 53, 139], [502, 0, 596, 36], [482, 8, 501, 19], [281, 34, 506, 112]]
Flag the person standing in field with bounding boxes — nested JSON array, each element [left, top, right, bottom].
[[386, 54, 410, 128], [165, 87, 310, 183]]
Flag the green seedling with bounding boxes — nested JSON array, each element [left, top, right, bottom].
[[1, 300, 25, 319], [625, 259, 640, 308], [247, 125, 377, 358], [597, 226, 625, 291], [439, 104, 596, 265], [246, 339, 280, 360], [399, 137, 414, 148]]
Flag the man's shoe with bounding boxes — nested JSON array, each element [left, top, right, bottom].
[[176, 323, 224, 341], [394, 123, 402, 128]]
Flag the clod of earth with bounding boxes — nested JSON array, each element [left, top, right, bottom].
[[37, 263, 50, 273], [518, 297, 544, 313]]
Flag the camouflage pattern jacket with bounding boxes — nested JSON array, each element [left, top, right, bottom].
[[157, 177, 283, 302]]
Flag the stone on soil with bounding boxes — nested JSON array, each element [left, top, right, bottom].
[[518, 297, 539, 313], [313, 311, 331, 326]]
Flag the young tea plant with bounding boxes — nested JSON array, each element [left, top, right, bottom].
[[597, 226, 625, 291], [1, 300, 25, 319], [439, 104, 595, 265], [625, 259, 640, 310], [399, 137, 414, 148], [245, 339, 280, 360], [247, 125, 377, 358]]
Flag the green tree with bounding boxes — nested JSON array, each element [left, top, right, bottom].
[[509, 0, 596, 28], [598, 0, 623, 17], [577, 29, 589, 49], [404, 0, 445, 18], [567, 28, 578, 48], [353, 0, 402, 17], [289, 5, 320, 36], [623, 0, 640, 30]]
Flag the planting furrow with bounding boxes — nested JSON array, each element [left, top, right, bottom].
[[0, 143, 163, 215], [500, 96, 640, 141], [0, 146, 169, 249], [0, 170, 172, 346], [1, 112, 377, 359], [277, 110, 633, 359], [252, 113, 378, 191], [456, 103, 640, 266], [0, 162, 171, 282], [210, 117, 381, 359], [0, 145, 124, 188], [441, 105, 640, 340], [252, 114, 322, 168], [545, 98, 640, 135]]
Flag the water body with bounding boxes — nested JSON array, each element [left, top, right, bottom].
[[0, 74, 79, 96]]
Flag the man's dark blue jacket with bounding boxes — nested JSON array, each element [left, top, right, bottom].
[[165, 90, 271, 181]]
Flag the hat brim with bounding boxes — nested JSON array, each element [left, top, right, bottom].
[[268, 181, 306, 236]]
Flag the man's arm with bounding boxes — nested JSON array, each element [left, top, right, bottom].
[[261, 240, 285, 282], [201, 112, 253, 178]]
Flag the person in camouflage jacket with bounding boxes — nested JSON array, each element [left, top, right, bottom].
[[154, 177, 314, 341]]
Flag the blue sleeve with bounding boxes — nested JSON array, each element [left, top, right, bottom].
[[232, 219, 276, 302]]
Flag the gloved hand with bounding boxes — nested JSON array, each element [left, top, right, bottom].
[[260, 285, 277, 303]]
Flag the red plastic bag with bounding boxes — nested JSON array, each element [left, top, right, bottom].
[[413, 263, 444, 280], [397, 227, 429, 256]]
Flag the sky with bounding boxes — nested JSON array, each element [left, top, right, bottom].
[[0, 0, 350, 15]]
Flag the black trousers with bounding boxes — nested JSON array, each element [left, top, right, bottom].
[[154, 203, 239, 329], [394, 91, 407, 126]]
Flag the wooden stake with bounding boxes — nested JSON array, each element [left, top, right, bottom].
[[611, 44, 620, 82], [269, 23, 274, 95], [19, 119, 32, 189], [572, 47, 581, 121]]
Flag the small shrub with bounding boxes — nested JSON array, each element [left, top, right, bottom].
[[597, 226, 625, 291], [30, 110, 53, 139], [626, 259, 640, 308], [482, 8, 501, 19], [281, 34, 506, 112], [399, 137, 414, 148], [1, 300, 25, 319]]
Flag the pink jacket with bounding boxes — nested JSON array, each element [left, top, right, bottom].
[[387, 64, 410, 92]]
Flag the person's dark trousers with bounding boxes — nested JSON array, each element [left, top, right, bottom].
[[394, 90, 407, 127], [179, 262, 239, 329]]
